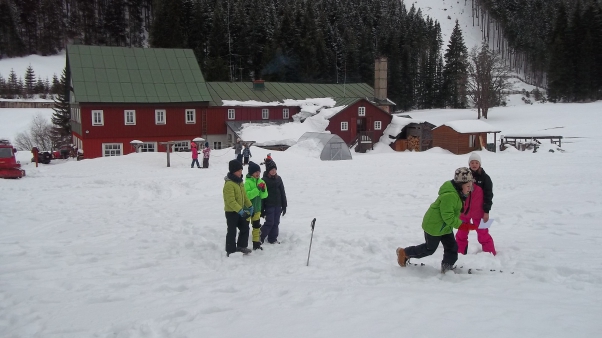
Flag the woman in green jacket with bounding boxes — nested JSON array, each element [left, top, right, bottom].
[[223, 159, 253, 256], [396, 167, 474, 273], [244, 161, 268, 250]]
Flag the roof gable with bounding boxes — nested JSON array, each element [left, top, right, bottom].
[[67, 45, 212, 103]]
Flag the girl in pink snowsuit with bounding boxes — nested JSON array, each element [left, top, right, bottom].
[[456, 153, 497, 255]]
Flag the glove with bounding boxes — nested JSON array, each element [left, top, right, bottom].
[[245, 206, 254, 216], [281, 207, 286, 216], [238, 209, 247, 218], [257, 182, 266, 192]]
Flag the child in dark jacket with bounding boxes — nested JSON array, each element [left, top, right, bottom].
[[456, 153, 496, 255], [242, 144, 251, 165], [396, 167, 474, 273], [260, 161, 287, 244]]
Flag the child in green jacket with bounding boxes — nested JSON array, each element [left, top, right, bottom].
[[223, 159, 253, 256], [244, 161, 268, 250], [396, 167, 474, 273]]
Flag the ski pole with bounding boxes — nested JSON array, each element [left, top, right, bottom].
[[306, 218, 317, 266]]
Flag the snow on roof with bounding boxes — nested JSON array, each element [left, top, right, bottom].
[[222, 98, 336, 108], [379, 116, 428, 145], [436, 120, 501, 133], [502, 133, 562, 138]]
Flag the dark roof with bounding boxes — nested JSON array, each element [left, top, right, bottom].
[[67, 45, 212, 103], [206, 82, 374, 106]]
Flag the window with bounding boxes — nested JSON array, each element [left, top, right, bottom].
[[92, 110, 104, 126], [71, 107, 81, 123], [185, 109, 196, 124], [374, 121, 382, 130], [341, 122, 348, 131], [213, 141, 222, 150], [262, 108, 269, 119], [124, 110, 136, 125], [469, 135, 477, 147], [358, 106, 366, 116], [155, 109, 166, 125], [140, 143, 156, 152], [103, 143, 122, 157], [172, 141, 189, 152], [228, 109, 235, 120], [283, 108, 289, 119]]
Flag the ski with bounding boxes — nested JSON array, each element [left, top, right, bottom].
[[405, 262, 514, 275]]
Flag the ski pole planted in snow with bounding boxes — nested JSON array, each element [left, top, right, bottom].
[[306, 218, 317, 266]]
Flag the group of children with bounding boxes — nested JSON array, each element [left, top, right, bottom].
[[190, 142, 211, 168], [222, 153, 288, 256], [233, 138, 253, 165], [397, 152, 496, 273]]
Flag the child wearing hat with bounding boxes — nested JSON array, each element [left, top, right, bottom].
[[456, 153, 496, 255], [202, 142, 211, 168], [190, 142, 201, 168], [260, 161, 287, 244], [396, 167, 475, 273], [223, 159, 253, 256], [244, 161, 268, 250]]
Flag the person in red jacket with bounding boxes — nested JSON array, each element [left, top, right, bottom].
[[456, 153, 496, 255], [190, 142, 200, 168]]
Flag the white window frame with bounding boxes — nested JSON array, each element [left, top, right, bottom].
[[124, 110, 136, 125], [185, 109, 196, 124], [374, 121, 382, 130], [155, 109, 166, 125], [213, 141, 222, 150], [228, 109, 235, 120], [283, 108, 289, 119], [172, 141, 189, 152], [341, 121, 349, 131], [358, 106, 366, 116], [140, 142, 157, 152], [92, 110, 104, 126], [262, 108, 269, 120], [102, 143, 122, 157], [469, 135, 476, 147]]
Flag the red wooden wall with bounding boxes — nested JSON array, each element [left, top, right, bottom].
[[326, 99, 392, 144]]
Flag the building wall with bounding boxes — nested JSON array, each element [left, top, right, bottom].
[[432, 126, 485, 155], [326, 99, 392, 144]]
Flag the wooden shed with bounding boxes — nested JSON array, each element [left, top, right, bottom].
[[432, 120, 501, 155]]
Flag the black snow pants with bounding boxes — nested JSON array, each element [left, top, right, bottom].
[[225, 211, 250, 254], [404, 231, 458, 266]]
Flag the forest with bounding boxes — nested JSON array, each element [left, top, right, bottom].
[[1, 0, 600, 107]]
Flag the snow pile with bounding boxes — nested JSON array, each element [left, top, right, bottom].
[[441, 119, 501, 133], [285, 137, 324, 159], [379, 116, 428, 145]]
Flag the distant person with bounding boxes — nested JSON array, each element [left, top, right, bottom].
[[234, 138, 243, 162], [260, 153, 275, 168], [456, 153, 496, 255], [223, 159, 253, 256], [202, 142, 211, 168], [244, 161, 268, 250], [190, 142, 201, 168], [260, 161, 287, 244], [396, 167, 474, 273], [242, 143, 252, 165]]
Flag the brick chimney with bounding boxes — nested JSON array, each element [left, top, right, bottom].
[[252, 79, 265, 90], [374, 57, 389, 112]]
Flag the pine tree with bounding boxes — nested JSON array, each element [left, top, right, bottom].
[[24, 65, 36, 99], [442, 20, 468, 108], [150, 0, 186, 48], [547, 2, 570, 102], [7, 69, 19, 99], [105, 0, 128, 46], [51, 68, 71, 142]]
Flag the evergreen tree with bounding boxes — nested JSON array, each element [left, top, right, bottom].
[[0, 1, 26, 57], [104, 0, 128, 46], [442, 20, 469, 108], [24, 65, 36, 99], [51, 68, 71, 142], [7, 69, 19, 99], [51, 74, 60, 95], [150, 0, 186, 48], [547, 1, 570, 102]]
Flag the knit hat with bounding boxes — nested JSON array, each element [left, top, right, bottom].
[[229, 159, 243, 173], [205, 142, 209, 147], [454, 167, 474, 183], [468, 152, 481, 165], [266, 160, 277, 173], [248, 161, 261, 175]]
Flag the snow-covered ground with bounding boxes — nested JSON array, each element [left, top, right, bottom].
[[2, 101, 602, 337]]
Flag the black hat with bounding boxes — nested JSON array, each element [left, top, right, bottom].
[[229, 159, 243, 173], [248, 161, 261, 175], [266, 161, 277, 173]]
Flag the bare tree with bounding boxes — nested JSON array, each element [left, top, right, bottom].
[[14, 114, 56, 151], [467, 44, 512, 119]]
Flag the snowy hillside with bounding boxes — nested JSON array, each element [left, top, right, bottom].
[[2, 100, 602, 337]]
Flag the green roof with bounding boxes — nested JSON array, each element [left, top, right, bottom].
[[67, 45, 212, 103], [206, 82, 374, 106]]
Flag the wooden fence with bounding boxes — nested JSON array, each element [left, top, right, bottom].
[[0, 101, 54, 108]]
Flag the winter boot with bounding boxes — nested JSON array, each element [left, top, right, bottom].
[[441, 263, 455, 274], [236, 247, 252, 255], [253, 241, 263, 250], [396, 247, 408, 267]]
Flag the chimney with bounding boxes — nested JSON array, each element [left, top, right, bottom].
[[374, 57, 389, 112], [252, 79, 265, 90]]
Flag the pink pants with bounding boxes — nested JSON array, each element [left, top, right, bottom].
[[456, 228, 496, 256]]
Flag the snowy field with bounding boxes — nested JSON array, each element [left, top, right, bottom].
[[2, 101, 602, 337]]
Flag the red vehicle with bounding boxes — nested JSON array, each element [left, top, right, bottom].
[[0, 140, 26, 179]]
